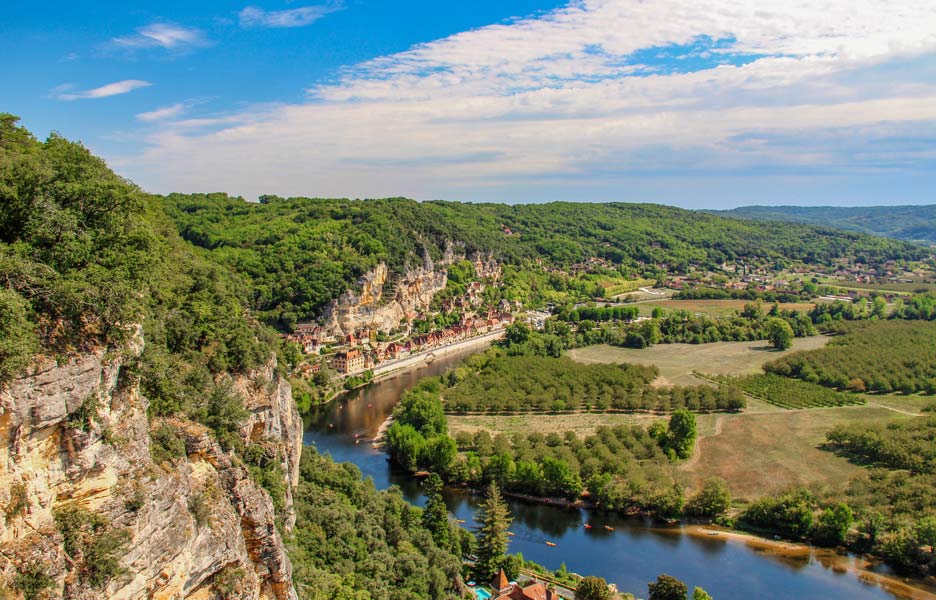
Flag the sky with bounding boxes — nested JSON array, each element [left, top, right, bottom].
[[3, 0, 936, 209]]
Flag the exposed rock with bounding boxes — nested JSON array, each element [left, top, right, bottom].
[[233, 358, 302, 532], [0, 329, 300, 600], [321, 245, 502, 337]]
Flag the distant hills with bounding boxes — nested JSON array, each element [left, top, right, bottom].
[[711, 205, 936, 246]]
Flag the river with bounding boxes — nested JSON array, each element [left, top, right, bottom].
[[303, 347, 936, 600]]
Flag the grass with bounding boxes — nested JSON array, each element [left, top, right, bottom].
[[634, 299, 816, 318], [450, 337, 928, 502], [567, 336, 830, 387], [862, 394, 936, 415], [448, 412, 665, 439], [680, 404, 916, 502]]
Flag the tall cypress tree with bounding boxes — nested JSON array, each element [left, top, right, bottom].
[[475, 482, 512, 580], [422, 473, 450, 548]]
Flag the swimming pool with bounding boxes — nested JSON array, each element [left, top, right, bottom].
[[474, 588, 492, 600]]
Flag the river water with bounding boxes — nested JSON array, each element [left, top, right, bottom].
[[303, 347, 935, 600]]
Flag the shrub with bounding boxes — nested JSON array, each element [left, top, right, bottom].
[[150, 424, 187, 464], [13, 562, 54, 600]]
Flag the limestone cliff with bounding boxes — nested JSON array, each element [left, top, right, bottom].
[[0, 329, 300, 600], [321, 245, 502, 337]]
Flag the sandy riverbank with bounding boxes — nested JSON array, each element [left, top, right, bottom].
[[682, 525, 936, 600]]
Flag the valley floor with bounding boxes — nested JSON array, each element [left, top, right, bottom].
[[450, 336, 934, 500]]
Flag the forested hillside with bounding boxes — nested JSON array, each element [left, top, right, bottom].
[[0, 114, 474, 599], [713, 205, 936, 245], [162, 194, 925, 326]]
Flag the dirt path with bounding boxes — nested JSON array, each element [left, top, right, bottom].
[[681, 414, 726, 469], [866, 401, 923, 416]]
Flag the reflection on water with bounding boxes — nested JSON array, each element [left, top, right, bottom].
[[303, 348, 936, 600]]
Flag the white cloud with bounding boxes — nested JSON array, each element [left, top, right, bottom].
[[122, 0, 936, 203], [239, 3, 342, 28], [136, 103, 187, 122], [113, 23, 209, 51], [57, 80, 152, 101]]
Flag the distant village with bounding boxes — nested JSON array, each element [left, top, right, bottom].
[[285, 305, 517, 376], [284, 255, 928, 382]]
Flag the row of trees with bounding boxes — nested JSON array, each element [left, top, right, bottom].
[[387, 386, 731, 521], [712, 374, 864, 409], [443, 350, 745, 414], [766, 320, 936, 394], [612, 305, 814, 349], [825, 416, 936, 475]]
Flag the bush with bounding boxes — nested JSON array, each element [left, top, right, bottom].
[[685, 478, 731, 517], [5, 481, 28, 521], [743, 488, 815, 538], [13, 562, 54, 600], [54, 506, 129, 588], [0, 288, 37, 383], [150, 424, 187, 464]]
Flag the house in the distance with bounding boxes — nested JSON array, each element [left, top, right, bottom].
[[332, 349, 364, 374]]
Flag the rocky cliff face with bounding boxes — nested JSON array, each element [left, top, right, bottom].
[[0, 330, 300, 600], [321, 246, 502, 337]]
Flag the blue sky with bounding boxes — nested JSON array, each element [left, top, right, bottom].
[[4, 1, 936, 208]]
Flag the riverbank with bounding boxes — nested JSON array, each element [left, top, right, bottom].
[[370, 329, 505, 380], [304, 349, 936, 600], [315, 330, 504, 408], [682, 525, 936, 600]]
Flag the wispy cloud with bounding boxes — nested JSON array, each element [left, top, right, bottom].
[[56, 79, 152, 101], [136, 103, 186, 122], [238, 3, 343, 28], [112, 23, 209, 51], [123, 0, 936, 205]]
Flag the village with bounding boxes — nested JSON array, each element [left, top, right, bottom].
[[285, 305, 516, 377], [283, 253, 932, 390]]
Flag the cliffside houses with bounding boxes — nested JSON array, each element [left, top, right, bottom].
[[333, 349, 364, 374], [285, 323, 335, 355], [285, 311, 515, 377]]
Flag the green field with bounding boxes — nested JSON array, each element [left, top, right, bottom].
[[567, 337, 830, 387]]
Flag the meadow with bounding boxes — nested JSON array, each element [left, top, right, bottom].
[[568, 336, 829, 386]]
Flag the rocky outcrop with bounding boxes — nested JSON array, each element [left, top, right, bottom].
[[321, 245, 502, 337], [233, 360, 302, 532], [0, 330, 300, 600]]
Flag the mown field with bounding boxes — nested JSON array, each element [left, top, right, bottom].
[[567, 336, 830, 386], [680, 404, 919, 501]]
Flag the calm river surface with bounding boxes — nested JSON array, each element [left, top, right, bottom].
[[303, 348, 934, 600]]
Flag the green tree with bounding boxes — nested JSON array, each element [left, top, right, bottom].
[[422, 473, 450, 548], [814, 503, 854, 546], [424, 435, 457, 474], [575, 575, 612, 600], [915, 515, 936, 554], [692, 587, 713, 600], [0, 288, 37, 382], [648, 574, 688, 600], [667, 409, 697, 460], [685, 478, 731, 517], [475, 482, 513, 581], [766, 318, 794, 350]]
